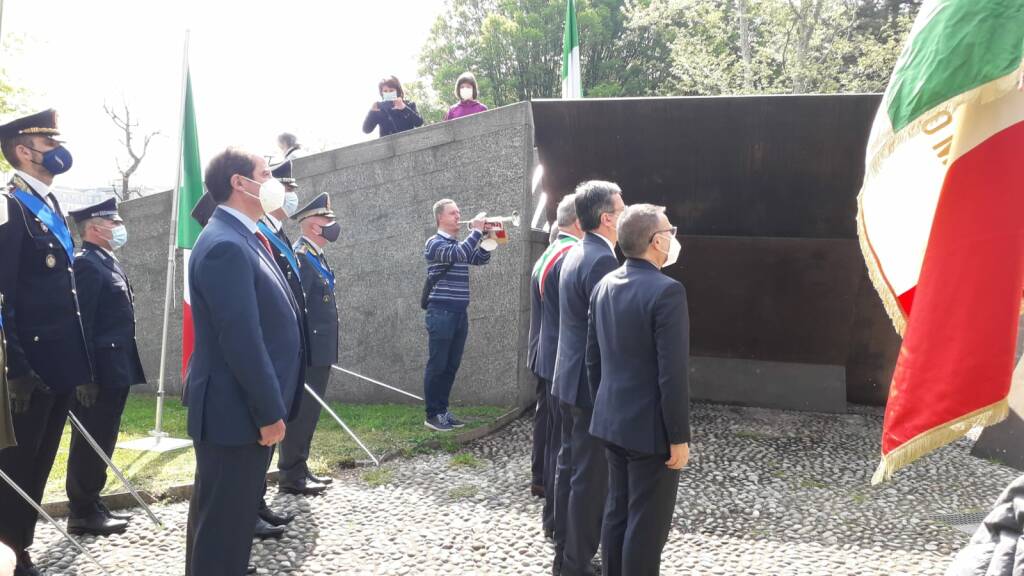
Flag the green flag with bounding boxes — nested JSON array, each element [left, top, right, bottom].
[[561, 0, 581, 98], [176, 69, 202, 250]]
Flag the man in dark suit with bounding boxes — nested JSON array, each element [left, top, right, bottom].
[[551, 181, 624, 576], [528, 194, 582, 542], [249, 161, 317, 541], [0, 109, 92, 576], [278, 192, 340, 495], [64, 198, 146, 536], [184, 148, 304, 576], [588, 204, 690, 576]]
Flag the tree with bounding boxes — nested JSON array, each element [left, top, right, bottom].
[[418, 0, 921, 104], [104, 101, 160, 202]]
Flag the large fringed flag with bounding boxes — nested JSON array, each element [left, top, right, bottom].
[[177, 68, 203, 376], [859, 0, 1024, 484], [561, 0, 581, 99]]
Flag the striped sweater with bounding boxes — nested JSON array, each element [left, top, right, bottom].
[[424, 230, 491, 310]]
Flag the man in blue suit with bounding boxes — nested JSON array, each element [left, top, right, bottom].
[[184, 148, 304, 576], [588, 204, 690, 576], [551, 181, 624, 576]]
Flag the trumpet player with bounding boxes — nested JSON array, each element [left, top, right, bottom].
[[421, 199, 492, 432]]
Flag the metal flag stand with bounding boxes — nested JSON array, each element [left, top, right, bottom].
[[330, 364, 423, 401], [304, 384, 380, 466], [0, 468, 112, 575], [119, 30, 193, 454], [68, 412, 166, 528]]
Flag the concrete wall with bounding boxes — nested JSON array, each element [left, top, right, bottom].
[[118, 102, 540, 409]]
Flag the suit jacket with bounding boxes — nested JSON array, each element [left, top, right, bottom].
[[0, 294, 14, 449], [74, 242, 146, 388], [258, 218, 311, 370], [551, 233, 618, 409], [294, 238, 339, 367], [536, 249, 572, 382], [527, 271, 542, 376], [0, 175, 91, 393], [185, 207, 304, 446], [588, 259, 690, 455]]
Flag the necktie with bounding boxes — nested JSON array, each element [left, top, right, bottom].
[[255, 231, 273, 257]]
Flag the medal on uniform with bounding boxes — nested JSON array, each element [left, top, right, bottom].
[[45, 254, 56, 268], [39, 222, 48, 233], [324, 295, 330, 303]]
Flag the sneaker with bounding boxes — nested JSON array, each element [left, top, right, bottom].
[[424, 415, 454, 432], [443, 411, 466, 428]]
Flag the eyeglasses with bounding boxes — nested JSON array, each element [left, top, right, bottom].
[[649, 226, 678, 243]]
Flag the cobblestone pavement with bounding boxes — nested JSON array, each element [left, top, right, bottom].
[[29, 403, 1021, 575]]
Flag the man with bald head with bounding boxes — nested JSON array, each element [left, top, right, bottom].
[[183, 148, 304, 575]]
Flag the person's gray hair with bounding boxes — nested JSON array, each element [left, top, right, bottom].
[[76, 216, 104, 238], [555, 192, 578, 228], [278, 132, 298, 149], [617, 204, 666, 258], [433, 198, 456, 223]]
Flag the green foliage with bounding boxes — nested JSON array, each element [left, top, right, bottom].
[[449, 452, 483, 468], [447, 484, 481, 499], [362, 468, 394, 487], [0, 39, 27, 174], [417, 0, 921, 103]]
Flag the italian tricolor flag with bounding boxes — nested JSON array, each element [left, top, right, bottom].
[[859, 0, 1024, 484], [561, 0, 581, 99], [177, 67, 203, 376]]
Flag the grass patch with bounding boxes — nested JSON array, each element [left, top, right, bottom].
[[447, 484, 480, 500], [449, 452, 483, 469], [361, 468, 393, 487], [799, 478, 828, 490], [43, 394, 508, 503]]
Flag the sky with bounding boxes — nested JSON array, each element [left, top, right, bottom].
[[0, 0, 449, 191]]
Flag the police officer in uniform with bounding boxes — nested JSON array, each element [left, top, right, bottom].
[[63, 198, 146, 536], [278, 192, 339, 495], [0, 109, 92, 576]]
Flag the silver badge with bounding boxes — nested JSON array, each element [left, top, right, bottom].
[[323, 295, 330, 303], [45, 254, 56, 268]]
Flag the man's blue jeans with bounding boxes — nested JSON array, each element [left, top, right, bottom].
[[423, 307, 469, 419]]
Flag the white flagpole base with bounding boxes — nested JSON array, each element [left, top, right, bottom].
[[117, 435, 193, 453]]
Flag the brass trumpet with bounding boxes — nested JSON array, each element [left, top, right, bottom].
[[459, 211, 520, 251], [458, 210, 521, 228]]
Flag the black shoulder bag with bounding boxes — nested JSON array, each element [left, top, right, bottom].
[[420, 262, 454, 310]]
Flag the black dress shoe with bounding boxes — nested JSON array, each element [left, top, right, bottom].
[[279, 480, 328, 496], [99, 501, 133, 521], [14, 552, 41, 576], [307, 472, 333, 485], [258, 506, 295, 526], [67, 513, 129, 536], [253, 517, 285, 539]]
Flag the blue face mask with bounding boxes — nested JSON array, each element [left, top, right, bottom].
[[28, 144, 74, 175], [108, 224, 128, 250]]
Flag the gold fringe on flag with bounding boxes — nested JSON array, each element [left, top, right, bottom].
[[871, 398, 1008, 485], [856, 195, 907, 337]]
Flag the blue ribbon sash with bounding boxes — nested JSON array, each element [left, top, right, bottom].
[[301, 249, 335, 292], [13, 188, 75, 264], [257, 221, 300, 279]]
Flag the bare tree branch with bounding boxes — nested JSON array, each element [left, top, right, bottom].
[[104, 101, 160, 201]]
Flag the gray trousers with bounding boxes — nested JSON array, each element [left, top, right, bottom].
[[277, 365, 330, 487]]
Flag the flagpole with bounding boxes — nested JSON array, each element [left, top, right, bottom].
[[152, 30, 190, 441]]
